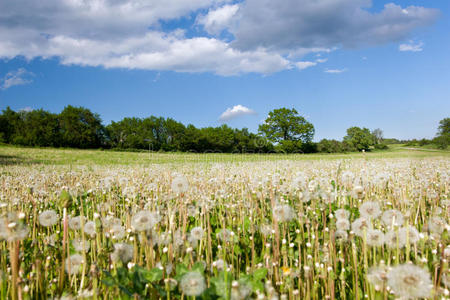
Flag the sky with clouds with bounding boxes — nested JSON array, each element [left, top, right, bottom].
[[0, 0, 449, 140]]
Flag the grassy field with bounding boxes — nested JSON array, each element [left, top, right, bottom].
[[0, 145, 449, 299], [1, 144, 449, 166]]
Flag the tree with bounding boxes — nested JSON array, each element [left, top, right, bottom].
[[258, 108, 314, 144], [343, 126, 374, 151], [371, 128, 383, 144], [434, 117, 450, 149], [59, 105, 106, 148]]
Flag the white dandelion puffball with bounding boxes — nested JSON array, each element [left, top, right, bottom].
[[384, 229, 406, 249], [387, 264, 432, 299], [171, 176, 189, 194], [351, 217, 372, 237], [336, 218, 350, 231], [399, 225, 420, 245], [38, 210, 59, 227], [131, 211, 160, 232], [382, 209, 404, 227], [72, 238, 90, 252], [359, 201, 381, 219], [273, 204, 295, 222], [69, 216, 85, 231], [188, 227, 204, 244], [335, 209, 350, 220], [179, 272, 206, 296], [111, 243, 134, 263], [83, 221, 96, 238], [366, 229, 385, 247], [65, 254, 84, 275], [367, 266, 388, 291]]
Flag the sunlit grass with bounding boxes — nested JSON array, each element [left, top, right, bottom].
[[0, 146, 448, 299]]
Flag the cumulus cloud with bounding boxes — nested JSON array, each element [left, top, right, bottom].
[[0, 0, 439, 75], [197, 4, 239, 35], [399, 40, 424, 52], [0, 68, 34, 90], [295, 57, 328, 70], [324, 68, 347, 74], [231, 1, 438, 53], [219, 105, 256, 121]]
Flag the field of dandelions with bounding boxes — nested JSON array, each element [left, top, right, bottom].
[[0, 152, 449, 299]]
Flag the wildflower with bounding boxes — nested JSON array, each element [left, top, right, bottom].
[[336, 218, 350, 231], [72, 238, 90, 252], [187, 205, 199, 217], [171, 176, 189, 194], [212, 259, 226, 271], [384, 229, 406, 249], [83, 221, 96, 238], [65, 254, 84, 275], [231, 281, 252, 300], [102, 216, 121, 229], [273, 204, 295, 222], [217, 229, 234, 243], [351, 217, 372, 237], [131, 211, 160, 231], [335, 230, 348, 240], [259, 224, 273, 237], [352, 185, 364, 199], [366, 229, 384, 247], [188, 227, 204, 244], [111, 243, 134, 264], [335, 209, 350, 220], [359, 201, 381, 219], [69, 216, 85, 231], [38, 210, 59, 227], [428, 216, 445, 236], [387, 264, 432, 299], [381, 209, 404, 227], [0, 215, 29, 241], [399, 225, 420, 245], [367, 265, 388, 291], [109, 224, 125, 240], [179, 272, 206, 296]]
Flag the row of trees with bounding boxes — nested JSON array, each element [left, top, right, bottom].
[[404, 118, 449, 149], [0, 106, 273, 152], [2, 106, 445, 153]]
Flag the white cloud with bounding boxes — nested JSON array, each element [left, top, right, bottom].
[[0, 0, 439, 75], [295, 61, 317, 70], [295, 56, 328, 70], [231, 1, 438, 52], [219, 105, 256, 121], [399, 40, 424, 52], [0, 68, 34, 90], [324, 68, 347, 74], [197, 4, 239, 35]]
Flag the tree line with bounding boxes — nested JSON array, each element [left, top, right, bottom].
[[0, 106, 447, 153]]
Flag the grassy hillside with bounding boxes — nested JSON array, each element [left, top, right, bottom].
[[1, 144, 448, 166]]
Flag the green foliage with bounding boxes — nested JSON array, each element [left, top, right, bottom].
[[102, 266, 163, 297], [258, 108, 314, 144], [374, 143, 388, 150], [343, 126, 374, 151], [437, 117, 450, 136]]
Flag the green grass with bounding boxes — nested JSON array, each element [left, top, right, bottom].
[[0, 144, 449, 166]]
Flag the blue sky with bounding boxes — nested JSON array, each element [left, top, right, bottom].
[[0, 0, 449, 141]]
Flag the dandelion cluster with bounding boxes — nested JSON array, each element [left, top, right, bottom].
[[0, 154, 448, 299]]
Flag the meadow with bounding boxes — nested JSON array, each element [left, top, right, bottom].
[[0, 145, 449, 299]]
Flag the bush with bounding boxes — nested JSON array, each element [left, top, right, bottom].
[[374, 143, 388, 150]]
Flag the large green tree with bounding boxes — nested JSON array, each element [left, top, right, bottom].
[[59, 105, 106, 148], [343, 126, 374, 151], [258, 108, 314, 143], [434, 117, 450, 149]]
